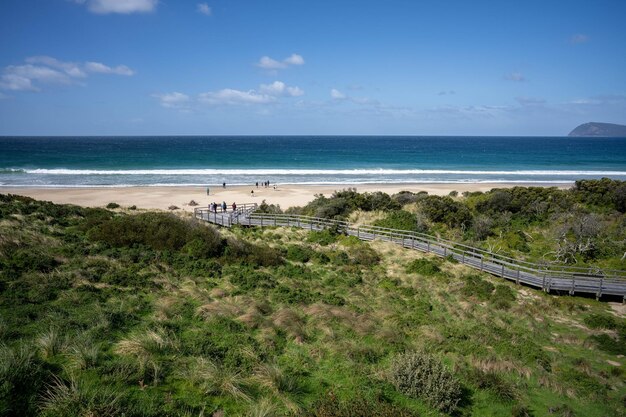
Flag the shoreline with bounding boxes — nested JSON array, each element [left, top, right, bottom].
[[0, 182, 571, 211]]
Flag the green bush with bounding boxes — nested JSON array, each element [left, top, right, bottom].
[[490, 285, 516, 309], [461, 275, 495, 300], [406, 258, 441, 276], [374, 210, 422, 232], [589, 334, 626, 355], [286, 244, 315, 263], [307, 229, 339, 246], [88, 212, 225, 256], [228, 267, 276, 291], [388, 351, 462, 413], [105, 202, 120, 209], [583, 313, 617, 330]]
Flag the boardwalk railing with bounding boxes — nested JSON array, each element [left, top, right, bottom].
[[195, 205, 626, 299]]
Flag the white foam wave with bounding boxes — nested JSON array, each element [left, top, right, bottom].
[[18, 168, 626, 176]]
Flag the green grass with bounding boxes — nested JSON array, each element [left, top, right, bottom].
[[1, 194, 625, 416]]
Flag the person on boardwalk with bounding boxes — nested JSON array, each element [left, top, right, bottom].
[[213, 202, 217, 213], [232, 202, 237, 211], [222, 201, 227, 212]]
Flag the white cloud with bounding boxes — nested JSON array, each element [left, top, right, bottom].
[[0, 57, 135, 92], [26, 56, 86, 78], [283, 54, 304, 66], [259, 81, 304, 97], [256, 53, 305, 70], [152, 92, 190, 108], [330, 88, 346, 100], [505, 72, 526, 82], [74, 0, 158, 14], [199, 89, 274, 105], [197, 3, 211, 15], [85, 62, 135, 76], [570, 34, 589, 44]]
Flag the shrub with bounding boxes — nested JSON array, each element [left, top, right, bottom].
[[406, 258, 441, 276], [286, 245, 315, 263], [583, 313, 617, 330], [461, 275, 494, 300], [228, 267, 276, 291], [589, 334, 626, 355], [88, 212, 225, 256], [419, 195, 472, 228], [388, 351, 462, 413], [307, 229, 339, 246], [106, 202, 120, 209], [374, 210, 422, 232], [490, 285, 516, 310]]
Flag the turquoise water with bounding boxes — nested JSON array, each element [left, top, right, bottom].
[[1, 136, 625, 187]]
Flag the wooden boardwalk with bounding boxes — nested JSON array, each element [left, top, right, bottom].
[[195, 204, 626, 300]]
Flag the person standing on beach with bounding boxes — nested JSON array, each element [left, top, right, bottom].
[[206, 187, 210, 196], [256, 182, 259, 188], [251, 190, 254, 197], [223, 182, 226, 189]]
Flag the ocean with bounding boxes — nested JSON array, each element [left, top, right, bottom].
[[1, 136, 625, 187]]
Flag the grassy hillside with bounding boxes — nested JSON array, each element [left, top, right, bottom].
[[1, 193, 625, 416]]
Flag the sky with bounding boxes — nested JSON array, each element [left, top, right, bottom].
[[0, 0, 625, 136]]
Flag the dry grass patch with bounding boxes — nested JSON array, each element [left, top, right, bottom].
[[196, 296, 250, 320], [271, 308, 306, 342]]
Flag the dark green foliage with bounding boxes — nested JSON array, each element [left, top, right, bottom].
[[583, 313, 618, 330], [419, 195, 472, 228], [548, 404, 576, 417], [490, 284, 516, 310], [272, 284, 319, 305], [307, 229, 339, 246], [573, 178, 626, 212], [461, 275, 495, 300], [0, 248, 59, 280], [287, 188, 400, 220], [307, 392, 420, 417], [469, 369, 518, 402], [286, 244, 315, 263], [374, 210, 421, 232], [88, 212, 225, 255], [223, 238, 284, 267], [0, 344, 48, 417], [105, 202, 120, 209], [389, 351, 462, 413], [228, 267, 276, 291], [589, 334, 626, 355], [406, 258, 441, 276]]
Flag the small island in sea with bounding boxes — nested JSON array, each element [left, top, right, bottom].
[[569, 122, 626, 137]]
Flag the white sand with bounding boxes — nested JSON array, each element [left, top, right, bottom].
[[0, 183, 570, 212]]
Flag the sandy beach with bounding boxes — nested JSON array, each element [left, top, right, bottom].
[[0, 183, 571, 212]]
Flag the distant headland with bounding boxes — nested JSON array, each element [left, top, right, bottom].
[[569, 122, 626, 137]]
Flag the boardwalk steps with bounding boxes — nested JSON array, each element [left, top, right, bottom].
[[195, 204, 626, 300]]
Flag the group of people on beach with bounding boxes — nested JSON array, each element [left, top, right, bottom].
[[255, 181, 272, 188], [208, 201, 237, 212]]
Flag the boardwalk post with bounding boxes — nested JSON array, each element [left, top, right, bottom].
[[480, 256, 483, 272], [516, 267, 520, 285], [357, 228, 360, 238], [443, 246, 447, 256], [501, 264, 505, 278], [427, 242, 430, 252], [461, 251, 465, 264], [274, 216, 277, 226], [542, 273, 547, 292], [597, 277, 603, 300]]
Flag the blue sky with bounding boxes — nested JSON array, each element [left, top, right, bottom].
[[0, 0, 625, 136]]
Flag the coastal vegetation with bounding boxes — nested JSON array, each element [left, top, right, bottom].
[[1, 184, 625, 416]]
